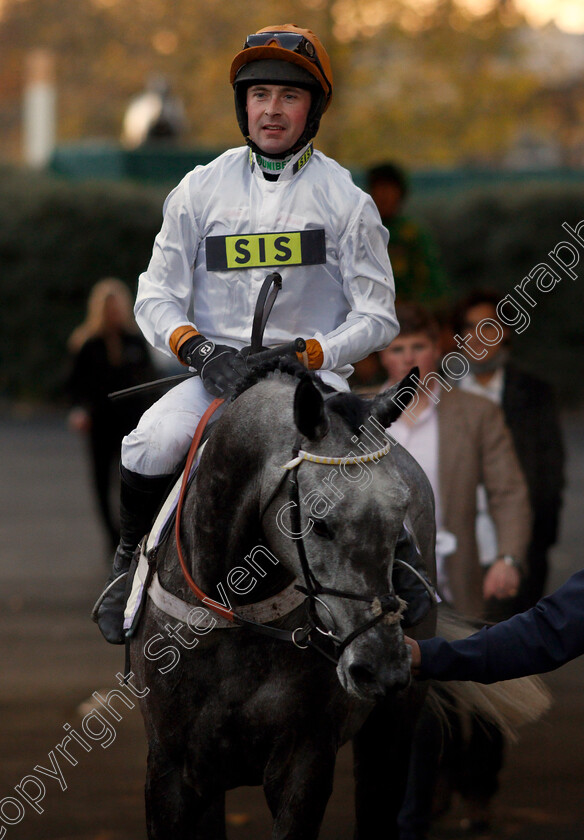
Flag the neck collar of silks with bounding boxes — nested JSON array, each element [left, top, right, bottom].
[[249, 142, 314, 181]]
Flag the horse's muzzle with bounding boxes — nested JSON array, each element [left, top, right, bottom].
[[337, 634, 411, 700]]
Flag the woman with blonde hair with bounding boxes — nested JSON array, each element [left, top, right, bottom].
[[68, 277, 137, 353], [67, 278, 155, 553]]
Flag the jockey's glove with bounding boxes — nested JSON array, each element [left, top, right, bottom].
[[178, 334, 246, 398]]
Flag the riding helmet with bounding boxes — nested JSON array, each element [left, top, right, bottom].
[[230, 24, 333, 156]]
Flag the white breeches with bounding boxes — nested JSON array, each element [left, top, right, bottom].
[[121, 369, 349, 476]]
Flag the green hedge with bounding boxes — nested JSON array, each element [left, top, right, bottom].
[[1, 167, 583, 405], [411, 182, 584, 405], [0, 167, 166, 401]]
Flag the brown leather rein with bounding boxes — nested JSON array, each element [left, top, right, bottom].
[[174, 397, 232, 619]]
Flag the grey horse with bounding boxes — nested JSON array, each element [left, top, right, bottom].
[[129, 359, 436, 839]]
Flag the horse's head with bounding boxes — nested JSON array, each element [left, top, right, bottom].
[[240, 362, 430, 701]]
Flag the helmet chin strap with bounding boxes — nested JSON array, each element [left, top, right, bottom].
[[254, 146, 295, 160]]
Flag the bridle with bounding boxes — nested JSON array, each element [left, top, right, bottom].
[[277, 433, 407, 662]]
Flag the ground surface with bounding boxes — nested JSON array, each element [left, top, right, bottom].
[[1, 406, 583, 839]]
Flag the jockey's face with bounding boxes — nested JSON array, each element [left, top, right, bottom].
[[246, 84, 311, 155], [379, 331, 441, 385]]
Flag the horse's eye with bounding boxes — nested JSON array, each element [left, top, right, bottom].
[[311, 518, 333, 539]]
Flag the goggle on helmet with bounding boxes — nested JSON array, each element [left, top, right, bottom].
[[230, 25, 334, 157]]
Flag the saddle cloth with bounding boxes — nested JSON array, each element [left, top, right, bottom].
[[123, 440, 209, 634]]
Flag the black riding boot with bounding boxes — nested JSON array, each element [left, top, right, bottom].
[[392, 523, 438, 628], [93, 466, 172, 644]]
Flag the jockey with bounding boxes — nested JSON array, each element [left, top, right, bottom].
[[95, 24, 399, 644]]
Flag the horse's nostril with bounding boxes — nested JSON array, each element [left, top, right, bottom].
[[347, 659, 411, 697], [349, 662, 377, 687]]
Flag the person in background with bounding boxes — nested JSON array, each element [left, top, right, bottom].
[[378, 302, 531, 839], [368, 161, 450, 307], [406, 567, 584, 682], [453, 288, 564, 612], [67, 278, 156, 552], [379, 303, 530, 618], [352, 162, 451, 389]]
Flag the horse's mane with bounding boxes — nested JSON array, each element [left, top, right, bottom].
[[231, 355, 317, 397], [231, 356, 371, 436]]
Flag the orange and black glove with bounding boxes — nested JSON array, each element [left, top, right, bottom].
[[171, 327, 245, 398], [296, 339, 324, 370]]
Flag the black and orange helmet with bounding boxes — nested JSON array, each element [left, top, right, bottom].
[[230, 25, 333, 156]]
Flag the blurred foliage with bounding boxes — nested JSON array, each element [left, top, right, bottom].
[[0, 166, 165, 401], [0, 0, 554, 167], [0, 166, 582, 405]]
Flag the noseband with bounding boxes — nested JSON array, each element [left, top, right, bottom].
[[278, 434, 407, 661]]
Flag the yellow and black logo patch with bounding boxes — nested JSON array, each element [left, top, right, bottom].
[[206, 229, 326, 271]]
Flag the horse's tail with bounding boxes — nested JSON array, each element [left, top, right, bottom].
[[424, 608, 553, 743]]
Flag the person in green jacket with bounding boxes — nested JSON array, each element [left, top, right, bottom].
[[367, 161, 450, 307]]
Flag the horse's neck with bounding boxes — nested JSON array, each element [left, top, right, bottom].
[[180, 440, 264, 592], [171, 379, 298, 597]]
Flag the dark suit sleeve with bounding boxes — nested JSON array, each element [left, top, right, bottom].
[[527, 380, 564, 545], [503, 368, 564, 547], [418, 569, 584, 683]]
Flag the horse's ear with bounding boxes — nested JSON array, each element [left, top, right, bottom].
[[370, 366, 419, 428], [294, 376, 329, 441]]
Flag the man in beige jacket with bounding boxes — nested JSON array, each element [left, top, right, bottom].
[[381, 303, 530, 619], [429, 385, 530, 618], [379, 302, 531, 839]]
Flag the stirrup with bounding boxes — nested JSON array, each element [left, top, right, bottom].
[[91, 571, 129, 622]]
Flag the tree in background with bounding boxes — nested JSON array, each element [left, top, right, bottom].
[[0, 0, 563, 168]]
